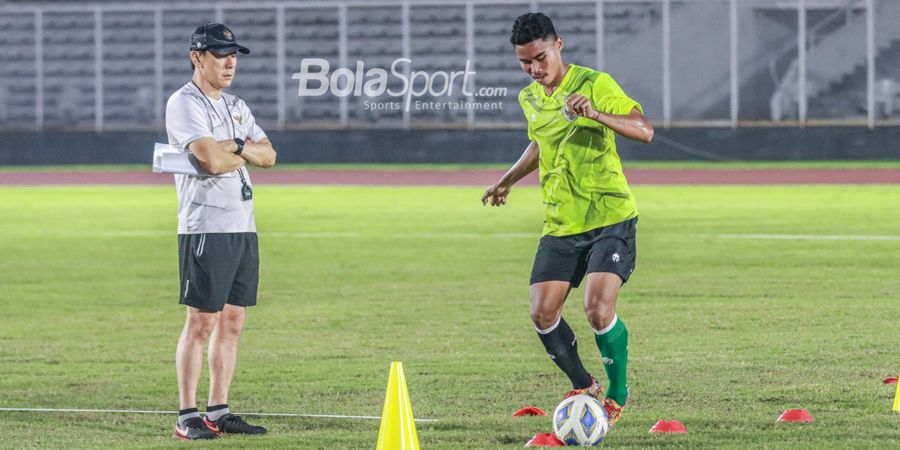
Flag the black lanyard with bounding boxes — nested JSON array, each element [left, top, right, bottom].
[[191, 80, 236, 139], [190, 81, 252, 201]]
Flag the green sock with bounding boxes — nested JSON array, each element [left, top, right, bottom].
[[594, 316, 628, 405]]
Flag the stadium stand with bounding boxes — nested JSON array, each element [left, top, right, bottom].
[[283, 7, 341, 125], [0, 2, 668, 128], [772, 0, 900, 121], [0, 1, 896, 130], [410, 5, 468, 125]]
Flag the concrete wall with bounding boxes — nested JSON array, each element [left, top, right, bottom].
[[1, 127, 899, 165]]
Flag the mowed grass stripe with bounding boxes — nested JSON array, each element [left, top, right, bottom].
[[18, 230, 900, 241], [717, 233, 900, 241], [18, 230, 537, 239], [0, 407, 436, 422], [3, 160, 900, 172], [0, 185, 898, 449]]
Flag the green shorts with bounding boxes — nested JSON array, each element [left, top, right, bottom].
[[178, 232, 259, 311]]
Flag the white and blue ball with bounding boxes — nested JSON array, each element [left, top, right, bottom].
[[552, 394, 610, 446]]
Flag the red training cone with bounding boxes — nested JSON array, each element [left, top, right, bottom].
[[777, 409, 814, 423], [883, 377, 898, 384], [512, 407, 547, 417], [649, 419, 688, 433], [524, 433, 564, 447], [649, 419, 667, 433]]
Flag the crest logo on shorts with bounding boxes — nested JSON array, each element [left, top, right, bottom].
[[611, 253, 620, 263]]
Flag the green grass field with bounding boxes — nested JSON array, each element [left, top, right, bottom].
[[1, 184, 898, 449]]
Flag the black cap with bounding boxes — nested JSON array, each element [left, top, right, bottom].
[[190, 23, 249, 56]]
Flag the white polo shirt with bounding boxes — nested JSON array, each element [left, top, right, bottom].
[[165, 82, 267, 234]]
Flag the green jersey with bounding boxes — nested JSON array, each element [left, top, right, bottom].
[[518, 64, 642, 237]]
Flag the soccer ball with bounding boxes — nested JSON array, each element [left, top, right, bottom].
[[552, 394, 609, 446]]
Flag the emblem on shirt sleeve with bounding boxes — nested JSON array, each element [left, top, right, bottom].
[[232, 112, 243, 125]]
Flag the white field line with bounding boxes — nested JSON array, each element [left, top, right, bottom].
[[43, 230, 537, 239], [29, 230, 900, 242], [715, 233, 900, 241], [0, 407, 436, 422]]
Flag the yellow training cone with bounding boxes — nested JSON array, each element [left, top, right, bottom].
[[376, 361, 420, 450], [893, 374, 900, 412]]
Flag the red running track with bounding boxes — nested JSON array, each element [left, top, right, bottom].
[[2, 169, 900, 185]]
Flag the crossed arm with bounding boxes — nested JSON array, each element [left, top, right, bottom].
[[188, 137, 277, 175]]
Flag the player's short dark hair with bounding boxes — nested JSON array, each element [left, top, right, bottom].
[[510, 12, 557, 46]]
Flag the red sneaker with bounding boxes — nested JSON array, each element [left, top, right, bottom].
[[602, 387, 630, 428], [202, 417, 223, 436], [173, 417, 218, 440], [564, 375, 603, 399]]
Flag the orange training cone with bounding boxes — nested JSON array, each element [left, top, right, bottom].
[[525, 432, 564, 447], [512, 406, 547, 417], [776, 409, 814, 423], [649, 419, 688, 433], [376, 362, 420, 450]]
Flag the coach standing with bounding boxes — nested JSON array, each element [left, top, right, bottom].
[[165, 22, 276, 440]]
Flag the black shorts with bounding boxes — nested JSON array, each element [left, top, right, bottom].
[[178, 232, 259, 312], [530, 217, 637, 287]]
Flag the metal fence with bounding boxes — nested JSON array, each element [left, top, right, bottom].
[[0, 0, 897, 131]]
